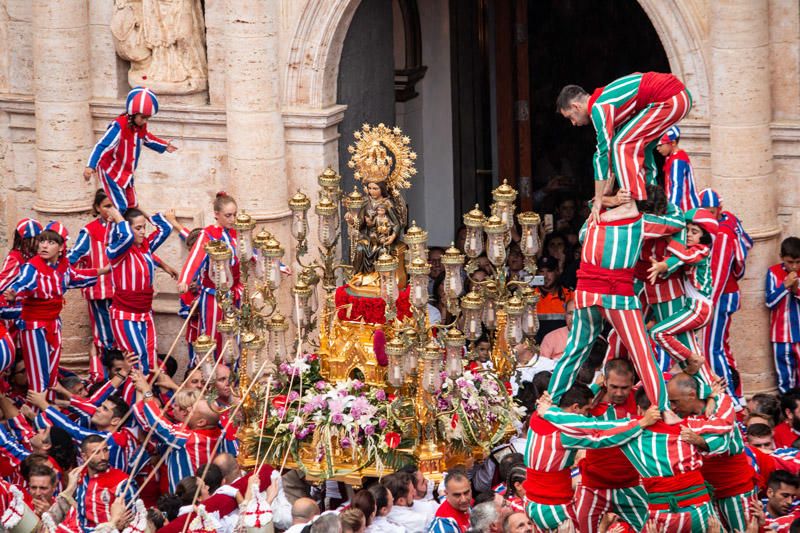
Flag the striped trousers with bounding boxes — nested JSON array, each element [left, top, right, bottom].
[[0, 329, 13, 375], [772, 342, 800, 393], [551, 303, 669, 411], [19, 325, 61, 392], [525, 500, 573, 532], [87, 298, 116, 355], [611, 89, 692, 200], [573, 484, 649, 533], [701, 291, 742, 405], [98, 167, 137, 214], [650, 298, 712, 362], [715, 488, 755, 533], [197, 290, 224, 361], [649, 501, 716, 532], [111, 314, 157, 375]]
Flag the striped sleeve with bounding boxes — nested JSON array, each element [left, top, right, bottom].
[[66, 228, 91, 265], [667, 159, 684, 207], [0, 254, 21, 293], [710, 229, 736, 304], [44, 406, 103, 442], [590, 104, 615, 183], [66, 266, 99, 289], [139, 399, 188, 448], [542, 408, 643, 449], [146, 213, 173, 252], [87, 121, 122, 169], [178, 229, 211, 285], [142, 130, 169, 153], [8, 263, 37, 295], [0, 425, 30, 463], [642, 203, 684, 239], [766, 268, 789, 309], [665, 240, 709, 265], [106, 221, 134, 260], [427, 517, 461, 533]]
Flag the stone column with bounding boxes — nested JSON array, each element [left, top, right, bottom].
[[710, 0, 781, 394], [224, 0, 290, 237], [32, 0, 94, 372]]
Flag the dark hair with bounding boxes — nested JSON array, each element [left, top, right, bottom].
[[213, 191, 237, 212], [747, 423, 773, 439], [160, 354, 178, 378], [102, 349, 126, 371], [157, 494, 183, 521], [339, 508, 366, 532], [381, 472, 413, 502], [37, 229, 64, 246], [351, 489, 376, 526], [11, 232, 37, 259], [197, 463, 223, 494], [605, 358, 635, 379], [505, 465, 527, 500], [635, 387, 651, 410], [80, 433, 106, 453], [532, 371, 552, 402], [498, 452, 524, 484], [176, 476, 203, 505], [92, 189, 108, 215], [105, 395, 129, 421], [577, 361, 597, 385], [558, 383, 593, 408], [781, 237, 800, 259], [185, 228, 203, 250], [768, 470, 799, 490], [444, 467, 470, 489], [556, 85, 588, 112], [147, 508, 166, 529], [750, 393, 781, 427], [123, 207, 146, 224], [473, 491, 497, 505], [368, 483, 391, 513], [780, 389, 800, 420], [27, 463, 57, 485], [687, 222, 713, 246], [49, 426, 78, 470], [636, 184, 668, 216], [20, 454, 50, 481], [790, 516, 800, 533]]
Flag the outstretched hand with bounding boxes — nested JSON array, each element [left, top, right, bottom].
[[638, 405, 661, 428], [647, 258, 668, 284]]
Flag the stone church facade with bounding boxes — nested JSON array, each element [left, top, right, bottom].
[[0, 0, 797, 393]]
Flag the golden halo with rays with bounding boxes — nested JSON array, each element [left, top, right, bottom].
[[346, 123, 417, 191]]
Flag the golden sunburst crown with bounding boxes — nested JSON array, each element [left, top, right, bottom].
[[346, 123, 417, 191]]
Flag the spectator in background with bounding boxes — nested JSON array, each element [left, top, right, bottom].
[[539, 298, 574, 360], [553, 195, 581, 235], [341, 508, 367, 533], [429, 468, 472, 532], [367, 483, 404, 532], [285, 497, 320, 533], [775, 390, 800, 449], [384, 472, 427, 532], [352, 489, 377, 529], [428, 247, 445, 294], [532, 256, 572, 343], [747, 423, 776, 453], [746, 393, 781, 428], [510, 343, 555, 397]]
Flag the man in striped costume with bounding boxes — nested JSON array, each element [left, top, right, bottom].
[[656, 126, 700, 212], [669, 374, 758, 532], [132, 372, 226, 492], [83, 87, 177, 213], [547, 185, 683, 413], [698, 188, 753, 406], [573, 359, 649, 532], [765, 237, 800, 392], [557, 72, 691, 222], [525, 383, 660, 531]]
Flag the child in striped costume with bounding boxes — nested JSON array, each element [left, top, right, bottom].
[[698, 188, 753, 406], [106, 206, 173, 375], [656, 126, 700, 212], [525, 384, 661, 531], [169, 217, 203, 367], [547, 186, 683, 414], [83, 87, 178, 213], [647, 208, 718, 375], [67, 189, 116, 377], [557, 72, 691, 222], [0, 219, 43, 355], [4, 223, 108, 392], [177, 192, 242, 358], [765, 237, 800, 392]]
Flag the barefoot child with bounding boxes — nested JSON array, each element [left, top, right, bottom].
[[84, 87, 177, 213]]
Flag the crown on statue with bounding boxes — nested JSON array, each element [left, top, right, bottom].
[[347, 123, 417, 190]]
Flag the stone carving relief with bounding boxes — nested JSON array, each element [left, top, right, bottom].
[[111, 0, 208, 95]]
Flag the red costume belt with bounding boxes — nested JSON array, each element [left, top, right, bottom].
[[700, 452, 758, 499], [112, 288, 154, 314], [524, 468, 573, 505], [577, 263, 635, 297], [643, 470, 710, 511], [21, 297, 64, 321], [581, 448, 640, 489]]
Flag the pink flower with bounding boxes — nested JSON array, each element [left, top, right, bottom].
[[375, 389, 387, 401], [364, 424, 375, 436], [378, 418, 388, 429], [287, 391, 300, 402], [315, 381, 327, 391]]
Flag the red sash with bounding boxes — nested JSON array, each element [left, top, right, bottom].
[[524, 467, 573, 504], [113, 288, 154, 314], [577, 262, 635, 297], [581, 448, 639, 489], [21, 297, 64, 321], [643, 470, 710, 511], [701, 453, 758, 499]]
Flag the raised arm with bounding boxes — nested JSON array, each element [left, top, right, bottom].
[[642, 202, 684, 239], [142, 129, 169, 153], [87, 121, 122, 169], [178, 229, 210, 286], [145, 212, 173, 252], [765, 268, 792, 309], [106, 208, 134, 260], [66, 228, 91, 266], [0, 254, 23, 294], [136, 399, 188, 448]]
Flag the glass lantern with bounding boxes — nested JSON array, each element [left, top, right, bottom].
[[343, 187, 367, 221], [403, 221, 429, 265], [444, 328, 466, 379], [407, 257, 430, 309], [385, 337, 407, 388], [290, 279, 313, 330], [205, 240, 233, 292], [483, 215, 507, 267], [462, 205, 485, 259], [403, 329, 420, 375], [241, 332, 266, 376], [252, 230, 271, 280], [521, 287, 541, 339], [441, 244, 465, 300], [288, 191, 311, 242], [267, 312, 289, 361], [460, 291, 484, 341], [517, 211, 541, 258], [492, 179, 518, 231], [299, 267, 320, 315], [375, 253, 399, 319], [481, 281, 498, 330], [505, 295, 525, 346], [216, 315, 238, 364], [318, 167, 343, 204], [421, 341, 443, 393], [233, 211, 256, 263], [257, 236, 284, 290], [315, 197, 339, 249], [192, 334, 217, 378]]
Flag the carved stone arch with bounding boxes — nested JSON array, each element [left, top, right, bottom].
[[636, 0, 711, 119]]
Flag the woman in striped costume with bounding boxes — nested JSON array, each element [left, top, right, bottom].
[[524, 383, 660, 531]]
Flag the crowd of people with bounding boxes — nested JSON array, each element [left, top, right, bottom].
[[0, 71, 795, 533]]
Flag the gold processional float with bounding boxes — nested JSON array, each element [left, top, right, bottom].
[[197, 123, 544, 485]]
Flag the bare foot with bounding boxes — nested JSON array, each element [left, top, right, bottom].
[[599, 199, 639, 223], [662, 409, 683, 425], [684, 354, 704, 375]]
